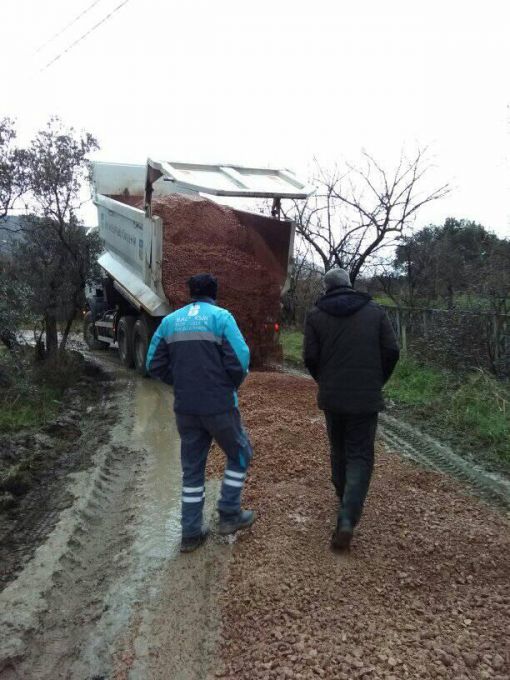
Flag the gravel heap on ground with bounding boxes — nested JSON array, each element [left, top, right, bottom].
[[213, 372, 510, 680], [110, 194, 283, 364]]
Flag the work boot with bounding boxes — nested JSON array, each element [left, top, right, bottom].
[[331, 517, 353, 551], [218, 509, 256, 536], [180, 529, 209, 553]]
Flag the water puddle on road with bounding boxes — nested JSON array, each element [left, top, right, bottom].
[[110, 377, 226, 679], [132, 379, 182, 559]]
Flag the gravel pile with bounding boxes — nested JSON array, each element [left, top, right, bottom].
[[214, 372, 510, 679], [110, 194, 284, 365]]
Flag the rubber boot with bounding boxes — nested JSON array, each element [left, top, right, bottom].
[[180, 528, 209, 553], [218, 509, 256, 536], [331, 517, 353, 551]]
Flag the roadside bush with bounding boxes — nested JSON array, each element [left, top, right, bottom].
[[387, 357, 510, 466], [0, 349, 85, 433], [280, 329, 304, 365], [32, 350, 85, 391], [448, 371, 509, 460]]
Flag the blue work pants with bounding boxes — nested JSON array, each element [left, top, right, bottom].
[[175, 408, 253, 538]]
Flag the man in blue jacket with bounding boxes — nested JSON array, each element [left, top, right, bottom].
[[146, 273, 255, 553]]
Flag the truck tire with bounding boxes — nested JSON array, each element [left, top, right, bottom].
[[117, 316, 136, 368], [133, 318, 152, 376], [83, 311, 108, 350]]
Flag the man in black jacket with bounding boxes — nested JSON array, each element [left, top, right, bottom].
[[304, 268, 399, 550]]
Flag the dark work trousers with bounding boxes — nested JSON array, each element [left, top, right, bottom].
[[175, 409, 253, 538], [324, 411, 378, 527]]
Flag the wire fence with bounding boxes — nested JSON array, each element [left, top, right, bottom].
[[383, 306, 510, 377]]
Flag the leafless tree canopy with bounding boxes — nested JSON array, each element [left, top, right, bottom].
[[282, 239, 323, 326], [287, 149, 450, 283]]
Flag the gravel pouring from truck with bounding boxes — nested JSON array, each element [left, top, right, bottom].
[[85, 160, 313, 372]]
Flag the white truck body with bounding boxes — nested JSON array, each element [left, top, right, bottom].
[[95, 195, 170, 317]]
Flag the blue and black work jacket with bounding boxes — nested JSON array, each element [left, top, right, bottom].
[[146, 297, 250, 415]]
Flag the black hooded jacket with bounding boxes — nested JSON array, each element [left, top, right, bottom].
[[303, 286, 400, 413]]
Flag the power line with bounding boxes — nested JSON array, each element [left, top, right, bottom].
[[41, 0, 132, 72], [34, 0, 105, 54]]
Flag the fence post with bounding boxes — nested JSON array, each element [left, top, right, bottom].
[[492, 315, 499, 369], [505, 316, 510, 376], [401, 313, 408, 355], [395, 308, 401, 342]]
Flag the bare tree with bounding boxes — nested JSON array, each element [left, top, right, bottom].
[[282, 239, 323, 326], [286, 149, 450, 283]]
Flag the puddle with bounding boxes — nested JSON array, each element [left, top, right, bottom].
[[132, 379, 182, 559]]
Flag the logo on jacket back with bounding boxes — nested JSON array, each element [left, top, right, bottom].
[[188, 304, 200, 317]]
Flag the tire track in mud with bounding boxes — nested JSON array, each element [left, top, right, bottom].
[[0, 367, 142, 678], [283, 365, 510, 511], [23, 443, 142, 680], [0, 373, 115, 588], [1, 354, 231, 680], [379, 413, 510, 511]]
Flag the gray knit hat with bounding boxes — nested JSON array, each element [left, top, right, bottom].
[[324, 268, 352, 291]]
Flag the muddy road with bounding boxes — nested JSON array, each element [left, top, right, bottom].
[[1, 359, 509, 679], [0, 355, 229, 679]]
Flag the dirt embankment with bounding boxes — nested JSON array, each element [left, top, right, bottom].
[[215, 372, 510, 680], [0, 360, 115, 588]]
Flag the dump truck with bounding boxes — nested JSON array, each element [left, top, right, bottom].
[[85, 159, 313, 372]]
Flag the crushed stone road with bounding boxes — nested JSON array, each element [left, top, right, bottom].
[[1, 366, 509, 679], [215, 372, 510, 680]]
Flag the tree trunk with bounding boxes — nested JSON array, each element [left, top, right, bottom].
[[0, 329, 17, 352], [59, 312, 75, 352], [45, 313, 58, 358], [446, 282, 454, 310]]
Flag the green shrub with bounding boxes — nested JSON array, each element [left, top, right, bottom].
[[447, 372, 510, 463], [0, 385, 61, 433], [0, 350, 82, 433], [385, 357, 452, 406], [280, 329, 510, 467], [281, 329, 304, 365], [386, 358, 510, 465]]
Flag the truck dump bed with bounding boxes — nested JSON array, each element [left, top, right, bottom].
[[110, 193, 293, 364], [93, 160, 313, 366]]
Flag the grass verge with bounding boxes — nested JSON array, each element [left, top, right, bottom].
[[0, 350, 86, 434], [386, 358, 510, 467], [0, 386, 61, 433], [281, 328, 510, 469], [281, 329, 304, 365]]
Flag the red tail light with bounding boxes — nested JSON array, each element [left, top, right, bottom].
[[274, 323, 280, 333]]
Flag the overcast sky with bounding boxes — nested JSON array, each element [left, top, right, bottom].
[[2, 0, 509, 235]]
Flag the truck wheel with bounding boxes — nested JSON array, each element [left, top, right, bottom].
[[117, 316, 136, 368], [133, 318, 151, 376], [83, 311, 108, 350]]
